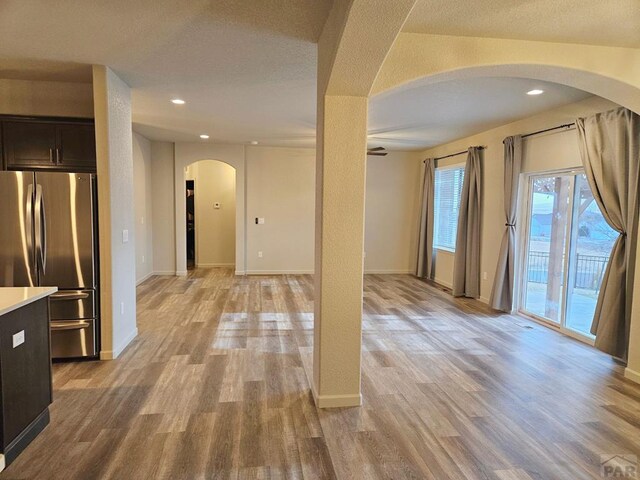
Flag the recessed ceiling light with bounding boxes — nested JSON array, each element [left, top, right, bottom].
[[171, 98, 185, 104], [250, 141, 259, 145], [527, 89, 544, 96], [200, 134, 209, 139]]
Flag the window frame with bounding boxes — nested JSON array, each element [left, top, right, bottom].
[[433, 162, 466, 253]]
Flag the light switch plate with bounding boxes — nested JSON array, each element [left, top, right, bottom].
[[13, 330, 25, 348], [258, 218, 265, 224], [122, 229, 129, 243]]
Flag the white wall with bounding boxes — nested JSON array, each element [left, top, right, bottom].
[[186, 160, 236, 267], [423, 96, 619, 302], [93, 65, 137, 359], [0, 78, 93, 117], [150, 141, 176, 275], [132, 132, 154, 283], [246, 146, 316, 274], [365, 151, 422, 273]]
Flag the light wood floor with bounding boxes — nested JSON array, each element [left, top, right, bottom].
[[2, 268, 640, 479]]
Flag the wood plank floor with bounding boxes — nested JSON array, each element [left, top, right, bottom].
[[2, 268, 640, 479]]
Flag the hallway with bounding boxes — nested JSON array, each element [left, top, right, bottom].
[[2, 268, 640, 479]]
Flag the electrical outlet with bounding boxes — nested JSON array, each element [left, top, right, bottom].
[[142, 255, 145, 264], [258, 218, 265, 225], [258, 251, 263, 258], [482, 272, 488, 280], [120, 302, 125, 315], [141, 216, 145, 225], [122, 229, 129, 243], [12, 330, 25, 348]]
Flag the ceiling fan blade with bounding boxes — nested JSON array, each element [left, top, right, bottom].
[[368, 146, 385, 151], [367, 151, 388, 156]]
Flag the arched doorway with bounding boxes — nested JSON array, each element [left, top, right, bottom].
[[184, 160, 236, 270]]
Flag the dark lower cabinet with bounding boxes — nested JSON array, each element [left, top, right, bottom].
[[0, 298, 52, 468]]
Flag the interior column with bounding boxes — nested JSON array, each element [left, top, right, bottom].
[[93, 65, 138, 359], [313, 94, 368, 408]]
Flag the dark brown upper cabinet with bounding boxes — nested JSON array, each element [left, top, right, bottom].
[[55, 123, 97, 171], [2, 117, 96, 172]]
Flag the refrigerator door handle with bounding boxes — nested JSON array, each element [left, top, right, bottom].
[[25, 183, 35, 282], [35, 184, 47, 275]]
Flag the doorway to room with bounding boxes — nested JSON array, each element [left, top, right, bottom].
[[519, 169, 617, 342], [186, 180, 196, 269], [184, 160, 237, 271]]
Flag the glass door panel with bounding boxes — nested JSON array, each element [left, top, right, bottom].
[[523, 175, 573, 323], [565, 174, 617, 336]]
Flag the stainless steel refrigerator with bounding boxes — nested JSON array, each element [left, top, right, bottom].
[[0, 171, 99, 359]]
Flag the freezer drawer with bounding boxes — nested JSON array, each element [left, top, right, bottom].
[[51, 319, 96, 358], [49, 290, 95, 320]]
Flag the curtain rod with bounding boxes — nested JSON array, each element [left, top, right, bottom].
[[522, 122, 576, 139], [424, 146, 486, 163]]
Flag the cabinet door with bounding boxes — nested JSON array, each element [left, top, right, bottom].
[[2, 122, 57, 169], [0, 298, 52, 449], [56, 124, 96, 171]]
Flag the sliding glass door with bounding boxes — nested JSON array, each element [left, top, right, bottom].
[[520, 170, 616, 340]]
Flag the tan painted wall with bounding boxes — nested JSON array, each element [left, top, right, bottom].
[[150, 141, 176, 275], [132, 132, 154, 283], [147, 143, 423, 278], [185, 161, 236, 267], [423, 96, 619, 302], [0, 78, 93, 117], [365, 151, 422, 273], [246, 146, 316, 274]]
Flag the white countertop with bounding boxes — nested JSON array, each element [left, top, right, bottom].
[[0, 287, 58, 316]]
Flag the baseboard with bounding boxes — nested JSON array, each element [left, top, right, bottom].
[[235, 270, 246, 276], [196, 263, 235, 267], [176, 270, 188, 277], [364, 269, 413, 274], [313, 392, 362, 408], [136, 271, 154, 286], [311, 384, 362, 408], [153, 271, 176, 276], [479, 296, 490, 305], [100, 328, 138, 360], [433, 279, 453, 290], [245, 269, 314, 275], [625, 367, 640, 385]]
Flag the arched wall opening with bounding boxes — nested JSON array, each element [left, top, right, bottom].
[[185, 160, 236, 269], [373, 64, 640, 116], [371, 61, 640, 381], [174, 143, 246, 276]]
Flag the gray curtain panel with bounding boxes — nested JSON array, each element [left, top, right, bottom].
[[453, 147, 483, 298], [576, 107, 640, 359], [490, 136, 523, 311], [416, 159, 435, 279]]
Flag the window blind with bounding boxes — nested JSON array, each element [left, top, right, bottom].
[[434, 166, 465, 250]]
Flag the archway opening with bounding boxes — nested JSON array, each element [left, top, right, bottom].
[[184, 159, 237, 271]]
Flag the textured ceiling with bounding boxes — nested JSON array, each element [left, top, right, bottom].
[[403, 0, 640, 48], [0, 0, 634, 147], [0, 0, 331, 144], [368, 78, 592, 150]]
